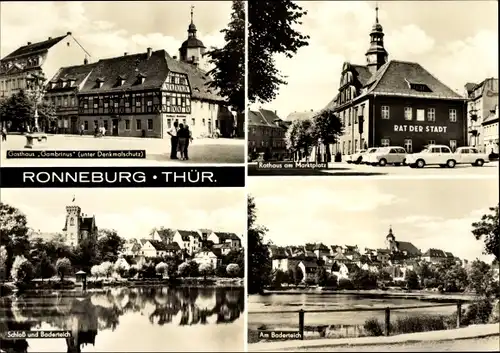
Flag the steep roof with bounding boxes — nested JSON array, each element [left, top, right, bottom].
[[314, 243, 329, 251], [177, 230, 200, 241], [248, 109, 285, 127], [482, 107, 498, 125], [351, 64, 372, 86], [149, 240, 168, 251], [363, 60, 464, 100], [46, 63, 97, 93], [285, 110, 318, 122], [344, 263, 360, 273], [269, 245, 288, 259], [396, 241, 421, 256], [214, 232, 240, 241], [423, 248, 447, 258], [165, 242, 180, 251], [445, 252, 454, 258], [176, 59, 225, 102], [464, 82, 477, 94], [333, 253, 350, 262], [155, 228, 175, 243], [1, 34, 68, 61]]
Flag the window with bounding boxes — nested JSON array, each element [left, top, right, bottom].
[[470, 148, 478, 154], [83, 103, 88, 108], [381, 138, 390, 147], [404, 107, 412, 121], [103, 120, 108, 130], [135, 100, 141, 107], [167, 119, 172, 128], [136, 119, 142, 130], [114, 102, 119, 108], [191, 118, 195, 126], [125, 119, 130, 130], [449, 109, 457, 122], [348, 140, 351, 154], [71, 97, 75, 106], [404, 139, 412, 153], [428, 140, 436, 146], [416, 109, 425, 121], [104, 102, 109, 108], [409, 83, 432, 92], [147, 119, 153, 130], [427, 108, 436, 122], [84, 121, 88, 130], [381, 106, 390, 119], [449, 140, 457, 151], [94, 120, 98, 129], [93, 103, 98, 109], [348, 108, 351, 126], [342, 141, 345, 155], [63, 97, 68, 106], [354, 139, 358, 152], [147, 100, 152, 106], [354, 107, 358, 124]]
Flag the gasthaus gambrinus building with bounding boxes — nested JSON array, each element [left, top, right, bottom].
[[324, 7, 467, 156]]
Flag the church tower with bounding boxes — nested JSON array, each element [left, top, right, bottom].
[[179, 5, 207, 68], [63, 196, 81, 247], [385, 226, 396, 251], [365, 4, 388, 75]]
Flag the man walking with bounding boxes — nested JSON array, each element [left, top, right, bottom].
[[168, 121, 179, 159], [80, 123, 84, 136]]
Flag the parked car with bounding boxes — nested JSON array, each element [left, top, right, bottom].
[[406, 144, 456, 168], [360, 148, 379, 164], [367, 146, 408, 166], [348, 149, 366, 164], [454, 147, 489, 166]]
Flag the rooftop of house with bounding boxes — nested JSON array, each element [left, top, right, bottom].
[[46, 63, 97, 93], [395, 241, 421, 255], [248, 108, 286, 128], [177, 230, 201, 241], [214, 232, 240, 241], [285, 110, 318, 122], [423, 248, 448, 258], [1, 34, 69, 61]]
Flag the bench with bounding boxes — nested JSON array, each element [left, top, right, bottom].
[[24, 133, 48, 149]]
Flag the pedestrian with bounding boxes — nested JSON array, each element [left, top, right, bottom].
[[80, 123, 84, 136], [1, 126, 7, 142], [184, 125, 193, 160], [177, 123, 187, 160], [102, 125, 106, 136], [168, 121, 179, 159]]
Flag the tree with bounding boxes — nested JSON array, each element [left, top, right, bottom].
[[205, 0, 245, 113], [96, 229, 125, 263], [11, 255, 34, 283], [405, 270, 420, 290], [90, 265, 101, 278], [0, 246, 7, 282], [351, 269, 378, 290], [199, 263, 214, 280], [74, 237, 98, 272], [315, 267, 329, 287], [310, 110, 344, 162], [377, 269, 393, 283], [248, 0, 309, 104], [293, 267, 304, 285], [178, 262, 190, 277], [55, 257, 72, 282], [0, 203, 30, 276], [226, 263, 240, 277], [155, 262, 168, 278], [0, 90, 33, 131], [285, 119, 314, 161], [248, 195, 272, 294], [99, 261, 114, 278], [472, 205, 499, 262], [34, 251, 55, 281], [467, 260, 498, 298]]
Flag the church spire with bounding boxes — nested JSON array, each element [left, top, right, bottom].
[[365, 3, 388, 74], [190, 5, 194, 24], [188, 5, 197, 37]]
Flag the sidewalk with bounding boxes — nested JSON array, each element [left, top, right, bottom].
[[249, 324, 500, 352]]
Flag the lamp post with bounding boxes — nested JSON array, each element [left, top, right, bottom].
[[26, 72, 47, 132]]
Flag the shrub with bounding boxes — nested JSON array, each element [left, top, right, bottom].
[[337, 278, 354, 290], [226, 263, 240, 278], [55, 257, 72, 281], [489, 300, 499, 323], [0, 246, 8, 282], [11, 256, 34, 283], [462, 298, 493, 325], [305, 277, 316, 286], [90, 265, 101, 278], [199, 263, 214, 279], [178, 262, 190, 277], [99, 261, 114, 278], [215, 265, 226, 277], [128, 266, 138, 279], [363, 318, 384, 336], [393, 315, 446, 334], [155, 262, 168, 277]]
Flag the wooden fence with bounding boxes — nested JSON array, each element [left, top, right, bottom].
[[249, 301, 463, 340]]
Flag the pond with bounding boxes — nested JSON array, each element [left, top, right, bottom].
[[0, 286, 244, 352]]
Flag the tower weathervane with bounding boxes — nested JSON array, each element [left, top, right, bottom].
[[190, 5, 195, 24], [375, 2, 379, 23]]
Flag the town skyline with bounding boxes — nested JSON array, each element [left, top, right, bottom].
[[249, 177, 499, 262], [255, 0, 498, 119], [1, 188, 245, 240], [0, 1, 229, 65]]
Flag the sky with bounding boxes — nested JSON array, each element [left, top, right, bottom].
[[253, 0, 499, 119], [249, 177, 499, 262], [1, 188, 245, 240], [0, 1, 229, 62]]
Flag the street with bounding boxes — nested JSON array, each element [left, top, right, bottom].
[[0, 134, 245, 166], [281, 335, 500, 352], [248, 161, 499, 176]]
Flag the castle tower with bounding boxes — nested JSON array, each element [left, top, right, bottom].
[[365, 4, 388, 75], [179, 5, 207, 67], [63, 196, 81, 247], [385, 225, 396, 251]]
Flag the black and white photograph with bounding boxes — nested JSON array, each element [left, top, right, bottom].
[[247, 1, 498, 176], [0, 188, 245, 352], [0, 1, 245, 166], [248, 177, 499, 351]]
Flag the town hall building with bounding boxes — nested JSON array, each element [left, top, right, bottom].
[[325, 7, 467, 156], [44, 9, 236, 138]]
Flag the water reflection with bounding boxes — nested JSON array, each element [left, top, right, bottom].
[[0, 286, 244, 352]]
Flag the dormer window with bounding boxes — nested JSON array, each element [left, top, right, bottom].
[[68, 79, 76, 87], [95, 78, 104, 88], [50, 82, 56, 89], [136, 73, 146, 85], [406, 79, 432, 92]]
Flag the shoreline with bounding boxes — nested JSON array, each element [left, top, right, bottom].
[[1, 277, 243, 296], [257, 288, 475, 302]]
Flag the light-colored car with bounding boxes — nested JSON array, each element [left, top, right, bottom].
[[406, 144, 456, 168], [454, 147, 489, 166], [367, 146, 408, 166], [360, 148, 379, 164], [348, 149, 366, 164]]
